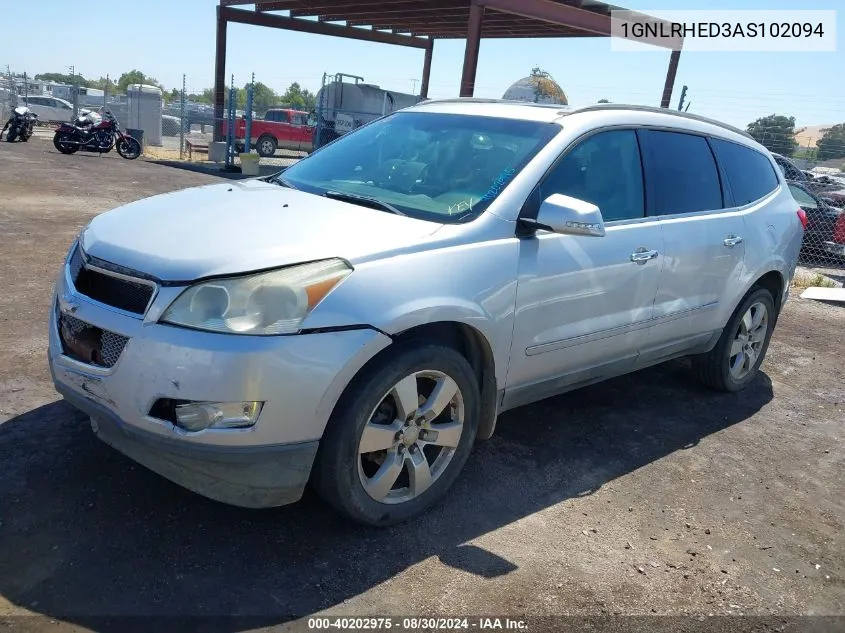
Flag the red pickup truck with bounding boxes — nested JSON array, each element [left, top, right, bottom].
[[220, 108, 315, 157]]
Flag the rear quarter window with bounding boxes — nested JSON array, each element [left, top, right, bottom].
[[711, 138, 779, 206]]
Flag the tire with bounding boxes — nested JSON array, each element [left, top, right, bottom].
[[53, 132, 78, 154], [690, 287, 776, 392], [256, 134, 277, 157], [312, 342, 480, 527], [116, 137, 142, 160], [6, 129, 17, 142]]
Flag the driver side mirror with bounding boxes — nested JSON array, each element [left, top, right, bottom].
[[524, 194, 606, 237]]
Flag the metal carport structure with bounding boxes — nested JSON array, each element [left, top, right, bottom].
[[214, 0, 683, 141]]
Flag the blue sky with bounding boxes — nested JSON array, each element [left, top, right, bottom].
[[1, 0, 842, 129]]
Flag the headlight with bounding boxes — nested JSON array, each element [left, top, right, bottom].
[[160, 258, 351, 335]]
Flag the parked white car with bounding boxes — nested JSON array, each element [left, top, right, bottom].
[[22, 95, 74, 123]]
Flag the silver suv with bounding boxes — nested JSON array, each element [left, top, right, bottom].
[[48, 100, 804, 526]]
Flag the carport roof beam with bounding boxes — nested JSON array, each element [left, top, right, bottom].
[[212, 0, 684, 142], [220, 6, 431, 48]]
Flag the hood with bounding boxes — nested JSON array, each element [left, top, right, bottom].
[[80, 179, 443, 281]]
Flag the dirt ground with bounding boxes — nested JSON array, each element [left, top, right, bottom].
[[0, 137, 843, 631]]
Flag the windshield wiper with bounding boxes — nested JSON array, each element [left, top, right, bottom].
[[270, 174, 298, 190], [323, 190, 406, 216]]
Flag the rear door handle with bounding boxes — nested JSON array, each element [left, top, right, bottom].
[[723, 235, 744, 248], [630, 248, 659, 263]]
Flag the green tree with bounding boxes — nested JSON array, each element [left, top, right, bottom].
[[747, 114, 799, 157], [187, 88, 214, 105], [117, 70, 164, 93], [816, 124, 845, 162], [89, 76, 117, 93], [233, 81, 282, 114], [279, 82, 316, 111], [598, 98, 610, 103], [35, 72, 92, 86]]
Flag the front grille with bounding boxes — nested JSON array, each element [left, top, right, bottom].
[[57, 308, 130, 369], [68, 245, 155, 315]]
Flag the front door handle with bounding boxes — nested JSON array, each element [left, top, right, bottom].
[[724, 235, 744, 248], [630, 248, 659, 263]]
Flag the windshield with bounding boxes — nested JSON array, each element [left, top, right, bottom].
[[277, 111, 560, 223]]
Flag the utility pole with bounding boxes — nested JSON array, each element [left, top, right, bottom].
[[410, 78, 419, 94], [67, 65, 78, 117], [677, 84, 688, 112], [23, 71, 28, 106]]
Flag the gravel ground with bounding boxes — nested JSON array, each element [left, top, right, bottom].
[[0, 136, 843, 631]]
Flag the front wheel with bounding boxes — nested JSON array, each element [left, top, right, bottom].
[[312, 342, 480, 527], [116, 136, 142, 160], [690, 287, 776, 392], [6, 128, 17, 142]]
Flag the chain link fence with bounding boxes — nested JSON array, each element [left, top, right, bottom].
[[753, 125, 845, 271]]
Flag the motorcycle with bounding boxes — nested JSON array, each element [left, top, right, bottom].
[[52, 109, 142, 160], [1, 106, 38, 142]]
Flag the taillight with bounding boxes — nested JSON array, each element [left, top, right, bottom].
[[833, 212, 845, 245], [797, 208, 808, 230]]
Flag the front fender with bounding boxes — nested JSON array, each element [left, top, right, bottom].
[[301, 238, 521, 388]]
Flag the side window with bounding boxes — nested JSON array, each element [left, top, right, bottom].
[[26, 97, 42, 106], [278, 111, 290, 123], [539, 129, 645, 222], [265, 111, 278, 122], [788, 184, 818, 209], [641, 130, 723, 215], [711, 138, 780, 206]]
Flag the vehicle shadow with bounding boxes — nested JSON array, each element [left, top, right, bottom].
[[0, 359, 774, 629]]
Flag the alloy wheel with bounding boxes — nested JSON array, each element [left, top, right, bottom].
[[357, 370, 465, 504], [729, 301, 768, 380], [259, 139, 275, 156]]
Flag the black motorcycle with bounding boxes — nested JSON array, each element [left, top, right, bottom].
[[53, 109, 142, 160], [1, 106, 38, 142]]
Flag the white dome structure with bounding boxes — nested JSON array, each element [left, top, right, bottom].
[[503, 68, 568, 106]]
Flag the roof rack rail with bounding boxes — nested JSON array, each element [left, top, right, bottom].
[[416, 98, 754, 140], [557, 103, 754, 140]]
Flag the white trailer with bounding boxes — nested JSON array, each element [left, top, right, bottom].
[[313, 73, 422, 148]]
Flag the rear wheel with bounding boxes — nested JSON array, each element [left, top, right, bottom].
[[116, 137, 142, 160], [690, 287, 776, 392], [53, 132, 77, 154], [256, 134, 277, 157], [312, 342, 480, 527]]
